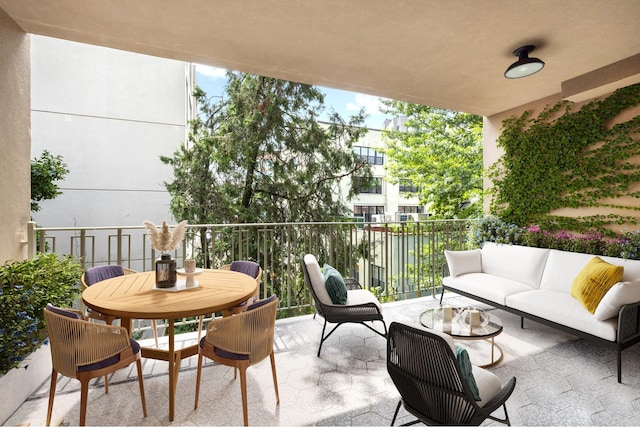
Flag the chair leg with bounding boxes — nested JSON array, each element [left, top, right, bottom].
[[197, 315, 204, 343], [270, 352, 280, 404], [152, 319, 159, 347], [239, 367, 249, 426], [104, 374, 109, 393], [46, 369, 57, 426], [194, 354, 204, 410], [391, 400, 401, 426], [136, 359, 148, 417], [79, 379, 89, 426]]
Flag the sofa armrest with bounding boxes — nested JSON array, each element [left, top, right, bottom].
[[618, 302, 640, 343]]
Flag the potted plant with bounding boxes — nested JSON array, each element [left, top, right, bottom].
[[0, 253, 82, 423]]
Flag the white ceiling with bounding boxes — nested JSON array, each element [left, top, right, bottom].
[[1, 0, 640, 116]]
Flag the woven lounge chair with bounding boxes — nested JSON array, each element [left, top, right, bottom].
[[44, 304, 147, 426], [301, 253, 387, 357], [81, 265, 161, 347], [387, 321, 515, 426], [194, 295, 279, 426]]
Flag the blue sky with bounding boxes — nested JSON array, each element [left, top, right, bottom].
[[195, 64, 391, 130]]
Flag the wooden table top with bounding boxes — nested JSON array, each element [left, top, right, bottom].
[[82, 269, 258, 319]]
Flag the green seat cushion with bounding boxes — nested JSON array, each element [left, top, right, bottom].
[[571, 256, 624, 314], [455, 345, 481, 401], [322, 264, 348, 305]]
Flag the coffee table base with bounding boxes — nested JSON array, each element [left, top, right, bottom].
[[457, 336, 503, 368]]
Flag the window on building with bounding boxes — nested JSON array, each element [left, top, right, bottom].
[[399, 179, 419, 193], [353, 205, 384, 222], [355, 177, 382, 194], [354, 146, 384, 165], [398, 206, 424, 214]]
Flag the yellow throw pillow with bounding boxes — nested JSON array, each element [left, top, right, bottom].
[[571, 257, 624, 314]]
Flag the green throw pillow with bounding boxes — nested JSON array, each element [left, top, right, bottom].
[[571, 256, 624, 314], [455, 345, 481, 401], [322, 264, 348, 305]]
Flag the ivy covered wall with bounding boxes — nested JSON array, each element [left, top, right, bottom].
[[484, 83, 640, 235]]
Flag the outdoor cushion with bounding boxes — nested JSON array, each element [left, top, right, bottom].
[[594, 280, 640, 320], [571, 257, 624, 313], [84, 265, 125, 286], [303, 254, 333, 305], [444, 249, 481, 277], [472, 365, 503, 408], [199, 336, 250, 360], [455, 345, 480, 400], [346, 289, 382, 309], [481, 242, 550, 289], [230, 260, 260, 278], [77, 339, 141, 371], [45, 303, 81, 319], [247, 294, 277, 311], [323, 264, 348, 304], [443, 273, 535, 306]]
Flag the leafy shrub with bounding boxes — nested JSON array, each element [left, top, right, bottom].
[[470, 216, 640, 260], [0, 253, 82, 374]]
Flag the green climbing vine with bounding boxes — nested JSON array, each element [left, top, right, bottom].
[[488, 83, 640, 234]]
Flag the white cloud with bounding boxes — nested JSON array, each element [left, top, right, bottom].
[[345, 93, 384, 115], [195, 64, 227, 79]]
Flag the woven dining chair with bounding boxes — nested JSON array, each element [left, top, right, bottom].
[[81, 265, 161, 347], [196, 260, 262, 341], [301, 253, 387, 356], [44, 304, 147, 426], [194, 295, 279, 426], [387, 322, 515, 426]]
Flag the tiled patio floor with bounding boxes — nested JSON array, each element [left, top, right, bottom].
[[6, 294, 640, 426]]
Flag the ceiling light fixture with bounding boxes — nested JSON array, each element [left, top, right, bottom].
[[504, 45, 545, 79]]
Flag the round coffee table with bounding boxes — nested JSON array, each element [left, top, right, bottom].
[[419, 306, 504, 368]]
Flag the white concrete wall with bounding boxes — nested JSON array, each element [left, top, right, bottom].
[[30, 36, 188, 229], [0, 10, 31, 264]]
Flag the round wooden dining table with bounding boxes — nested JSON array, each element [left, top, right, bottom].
[[82, 269, 258, 422]]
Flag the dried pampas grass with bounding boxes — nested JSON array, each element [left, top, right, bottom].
[[144, 220, 188, 252]]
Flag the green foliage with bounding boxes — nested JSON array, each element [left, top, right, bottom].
[[31, 150, 69, 212], [162, 72, 372, 227], [0, 254, 82, 374], [470, 216, 640, 260], [488, 83, 640, 232], [381, 101, 484, 219]]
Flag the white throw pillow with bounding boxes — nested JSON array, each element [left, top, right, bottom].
[[444, 249, 482, 277], [593, 279, 640, 320]]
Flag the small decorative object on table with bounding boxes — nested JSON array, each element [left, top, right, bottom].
[[144, 220, 188, 289]]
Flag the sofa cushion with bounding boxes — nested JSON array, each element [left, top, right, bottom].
[[594, 280, 640, 320], [303, 254, 332, 305], [571, 257, 624, 314], [506, 289, 618, 341], [481, 242, 550, 289], [444, 249, 481, 277], [346, 289, 382, 310], [443, 273, 536, 306], [323, 264, 348, 304]]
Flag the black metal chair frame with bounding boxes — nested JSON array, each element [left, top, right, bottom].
[[301, 253, 387, 357], [387, 322, 515, 426]]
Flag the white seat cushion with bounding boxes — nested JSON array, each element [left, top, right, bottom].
[[472, 365, 502, 407], [506, 289, 618, 341], [346, 289, 382, 310], [443, 273, 536, 305]]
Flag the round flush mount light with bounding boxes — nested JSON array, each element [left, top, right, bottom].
[[504, 45, 545, 79]]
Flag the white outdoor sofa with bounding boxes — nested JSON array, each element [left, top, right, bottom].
[[441, 242, 640, 383]]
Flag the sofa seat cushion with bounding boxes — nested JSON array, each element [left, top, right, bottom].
[[443, 273, 536, 305], [346, 289, 382, 309], [506, 289, 617, 341]]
